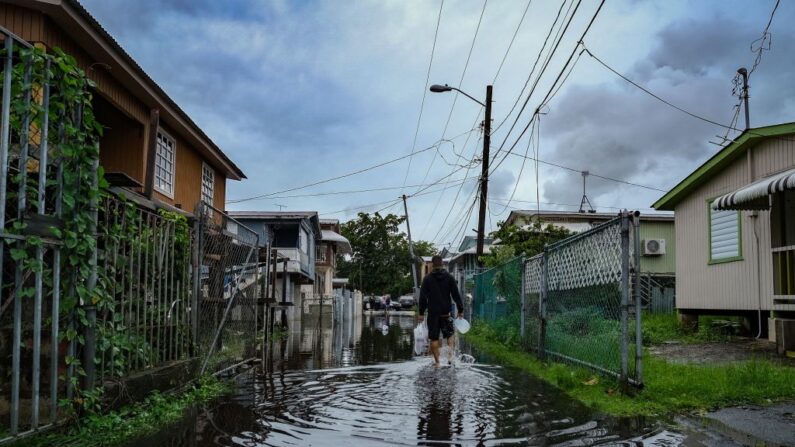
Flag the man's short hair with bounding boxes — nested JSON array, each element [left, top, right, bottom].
[[432, 255, 443, 268]]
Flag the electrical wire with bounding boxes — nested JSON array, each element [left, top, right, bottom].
[[401, 0, 446, 192], [227, 127, 479, 204]]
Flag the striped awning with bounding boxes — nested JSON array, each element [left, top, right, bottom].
[[711, 167, 795, 211]]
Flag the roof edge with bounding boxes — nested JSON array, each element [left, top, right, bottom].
[[653, 122, 795, 210]]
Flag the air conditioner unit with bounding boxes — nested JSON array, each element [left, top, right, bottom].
[[642, 239, 666, 256]]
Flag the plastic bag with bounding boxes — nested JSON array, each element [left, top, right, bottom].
[[413, 321, 428, 355]]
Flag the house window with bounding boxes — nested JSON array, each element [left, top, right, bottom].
[[201, 163, 214, 205], [154, 130, 176, 197], [316, 244, 327, 263], [772, 190, 795, 296], [299, 227, 309, 254], [708, 205, 741, 263]]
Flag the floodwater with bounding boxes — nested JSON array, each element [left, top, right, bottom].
[[127, 312, 713, 446]]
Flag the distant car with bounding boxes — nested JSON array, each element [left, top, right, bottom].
[[390, 300, 402, 311], [398, 295, 415, 309]]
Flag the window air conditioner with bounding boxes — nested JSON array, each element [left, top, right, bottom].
[[642, 239, 666, 256]]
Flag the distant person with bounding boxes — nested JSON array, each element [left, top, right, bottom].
[[418, 255, 464, 366]]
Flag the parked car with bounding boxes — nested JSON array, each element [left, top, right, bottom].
[[398, 294, 415, 309], [390, 300, 402, 311]]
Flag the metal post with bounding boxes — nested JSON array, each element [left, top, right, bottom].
[[632, 212, 643, 386], [475, 85, 493, 266], [620, 211, 630, 390], [191, 210, 202, 355], [539, 250, 548, 358], [520, 256, 526, 340], [402, 194, 420, 298], [737, 67, 750, 129], [83, 155, 100, 390]]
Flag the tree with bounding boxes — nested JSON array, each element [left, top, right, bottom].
[[336, 212, 437, 297], [485, 218, 573, 263]]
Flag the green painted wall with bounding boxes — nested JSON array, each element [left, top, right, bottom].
[[639, 221, 676, 274]]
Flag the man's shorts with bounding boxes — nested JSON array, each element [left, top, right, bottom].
[[427, 314, 455, 341]]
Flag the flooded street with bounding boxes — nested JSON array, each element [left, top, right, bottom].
[[129, 313, 702, 446]]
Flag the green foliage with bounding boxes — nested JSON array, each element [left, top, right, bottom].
[[642, 313, 740, 345], [468, 320, 795, 417], [9, 376, 231, 447], [484, 217, 572, 264], [337, 212, 436, 296]]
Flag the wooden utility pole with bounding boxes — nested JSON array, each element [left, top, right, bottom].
[[402, 194, 419, 297], [475, 85, 493, 266]]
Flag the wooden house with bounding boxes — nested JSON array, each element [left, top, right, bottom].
[[0, 0, 245, 213]]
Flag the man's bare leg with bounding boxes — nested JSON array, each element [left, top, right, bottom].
[[430, 339, 441, 365], [447, 336, 455, 363]]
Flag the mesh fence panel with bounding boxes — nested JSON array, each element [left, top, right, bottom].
[[195, 202, 260, 374], [474, 214, 642, 385]]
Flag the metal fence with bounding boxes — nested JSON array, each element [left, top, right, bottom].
[[474, 212, 643, 387], [0, 29, 72, 438], [194, 201, 261, 375], [96, 196, 194, 382]]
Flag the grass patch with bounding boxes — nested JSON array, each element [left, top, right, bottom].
[[642, 313, 741, 345], [466, 322, 795, 417], [9, 376, 231, 447]]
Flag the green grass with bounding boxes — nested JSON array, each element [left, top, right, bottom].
[[466, 323, 795, 417], [642, 313, 741, 345], [9, 376, 231, 447]]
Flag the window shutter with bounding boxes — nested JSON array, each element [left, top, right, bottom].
[[710, 209, 740, 260]]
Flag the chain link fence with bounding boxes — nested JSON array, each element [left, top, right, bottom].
[[474, 212, 643, 387], [194, 202, 261, 375]]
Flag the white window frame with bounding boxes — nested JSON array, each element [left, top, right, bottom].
[[201, 162, 215, 205], [154, 129, 176, 198]]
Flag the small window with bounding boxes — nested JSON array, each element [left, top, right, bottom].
[[316, 244, 327, 263], [154, 130, 176, 197], [201, 163, 214, 205], [708, 205, 741, 263]]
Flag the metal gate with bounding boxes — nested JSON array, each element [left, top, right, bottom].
[[193, 201, 261, 375]]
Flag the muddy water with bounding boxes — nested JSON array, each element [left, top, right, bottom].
[[128, 313, 695, 446]]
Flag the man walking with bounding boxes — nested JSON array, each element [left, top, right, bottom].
[[418, 255, 464, 366]]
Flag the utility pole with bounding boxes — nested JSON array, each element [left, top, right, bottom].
[[737, 67, 750, 129], [475, 85, 493, 266], [402, 194, 420, 297]]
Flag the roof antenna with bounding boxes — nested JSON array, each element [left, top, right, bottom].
[[579, 171, 595, 213], [275, 204, 286, 211]]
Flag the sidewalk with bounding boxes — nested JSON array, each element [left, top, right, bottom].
[[699, 403, 795, 446]]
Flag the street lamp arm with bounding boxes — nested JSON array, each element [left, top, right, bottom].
[[449, 87, 486, 108]]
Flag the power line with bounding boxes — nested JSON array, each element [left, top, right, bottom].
[[227, 127, 478, 204], [249, 177, 475, 201], [492, 0, 534, 84], [417, 0, 489, 190], [401, 0, 446, 192], [582, 44, 795, 143], [505, 151, 667, 192]]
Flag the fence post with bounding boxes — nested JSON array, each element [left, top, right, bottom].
[[519, 256, 526, 340], [633, 212, 643, 386], [82, 155, 100, 391], [538, 250, 548, 359], [191, 204, 202, 355], [620, 211, 630, 390]]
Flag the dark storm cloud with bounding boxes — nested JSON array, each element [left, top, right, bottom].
[[537, 9, 795, 209]]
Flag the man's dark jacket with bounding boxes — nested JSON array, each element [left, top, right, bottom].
[[418, 269, 464, 317]]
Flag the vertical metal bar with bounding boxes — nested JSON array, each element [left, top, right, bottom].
[[190, 209, 201, 356], [142, 213, 151, 368], [11, 53, 33, 435], [154, 219, 162, 365], [30, 57, 51, 431], [539, 250, 547, 359], [133, 208, 143, 371], [520, 256, 526, 340], [125, 205, 134, 372], [82, 155, 100, 391], [633, 213, 643, 386], [0, 38, 14, 302], [620, 211, 630, 390], [168, 221, 176, 361], [50, 135, 62, 423]]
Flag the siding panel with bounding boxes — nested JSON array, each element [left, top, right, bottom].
[[676, 136, 795, 311]]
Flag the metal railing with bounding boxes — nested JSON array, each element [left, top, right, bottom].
[[474, 212, 643, 387]]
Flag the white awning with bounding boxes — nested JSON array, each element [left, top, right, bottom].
[[321, 230, 352, 254], [711, 167, 795, 211]]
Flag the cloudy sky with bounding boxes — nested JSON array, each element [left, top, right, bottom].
[[81, 0, 794, 249]]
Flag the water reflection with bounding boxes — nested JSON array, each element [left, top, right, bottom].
[[128, 314, 695, 447]]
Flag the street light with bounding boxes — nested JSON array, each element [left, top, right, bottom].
[[430, 83, 492, 267]]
